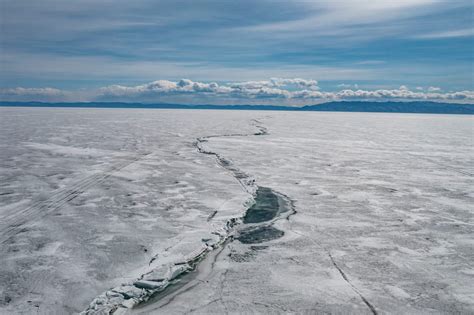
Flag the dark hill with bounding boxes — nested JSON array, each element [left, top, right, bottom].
[[1, 101, 473, 114]]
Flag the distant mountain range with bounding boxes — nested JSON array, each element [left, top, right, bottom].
[[1, 101, 473, 114]]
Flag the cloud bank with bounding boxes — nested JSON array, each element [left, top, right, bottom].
[[1, 79, 473, 105]]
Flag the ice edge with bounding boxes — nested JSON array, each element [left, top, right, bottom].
[[81, 120, 268, 314]]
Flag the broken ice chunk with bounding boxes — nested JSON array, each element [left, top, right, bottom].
[[134, 280, 166, 290]]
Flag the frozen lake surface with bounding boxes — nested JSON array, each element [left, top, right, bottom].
[[0, 107, 473, 314]]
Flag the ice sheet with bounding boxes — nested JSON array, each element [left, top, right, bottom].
[[1, 108, 473, 314], [136, 112, 474, 314]]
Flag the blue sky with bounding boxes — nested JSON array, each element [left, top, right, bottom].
[[0, 0, 473, 104]]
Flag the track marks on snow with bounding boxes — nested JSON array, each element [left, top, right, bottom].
[[0, 152, 151, 245]]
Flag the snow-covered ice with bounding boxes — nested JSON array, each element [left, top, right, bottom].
[[0, 107, 473, 314]]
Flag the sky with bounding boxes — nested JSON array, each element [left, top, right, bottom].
[[0, 0, 473, 105]]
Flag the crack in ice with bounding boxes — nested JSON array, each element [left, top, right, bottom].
[[81, 119, 281, 314]]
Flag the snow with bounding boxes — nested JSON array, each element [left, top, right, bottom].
[[0, 107, 473, 314]]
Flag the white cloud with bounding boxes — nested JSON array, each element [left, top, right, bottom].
[[240, 0, 438, 41], [1, 87, 63, 97], [2, 79, 473, 104], [99, 79, 232, 98], [229, 78, 319, 91], [98, 80, 473, 102], [399, 85, 409, 91], [228, 80, 277, 90], [415, 28, 474, 39], [100, 78, 319, 100], [0, 87, 71, 101], [271, 78, 319, 89], [338, 83, 359, 89], [333, 88, 473, 101]]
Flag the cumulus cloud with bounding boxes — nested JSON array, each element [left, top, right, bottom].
[[97, 79, 472, 102], [228, 78, 319, 90], [338, 83, 359, 89], [99, 78, 315, 100], [271, 78, 319, 89], [99, 79, 231, 98], [333, 88, 473, 101], [1, 79, 473, 104]]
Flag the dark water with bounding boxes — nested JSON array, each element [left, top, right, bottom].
[[237, 226, 284, 244], [243, 187, 286, 223], [238, 187, 289, 244], [136, 187, 291, 310]]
